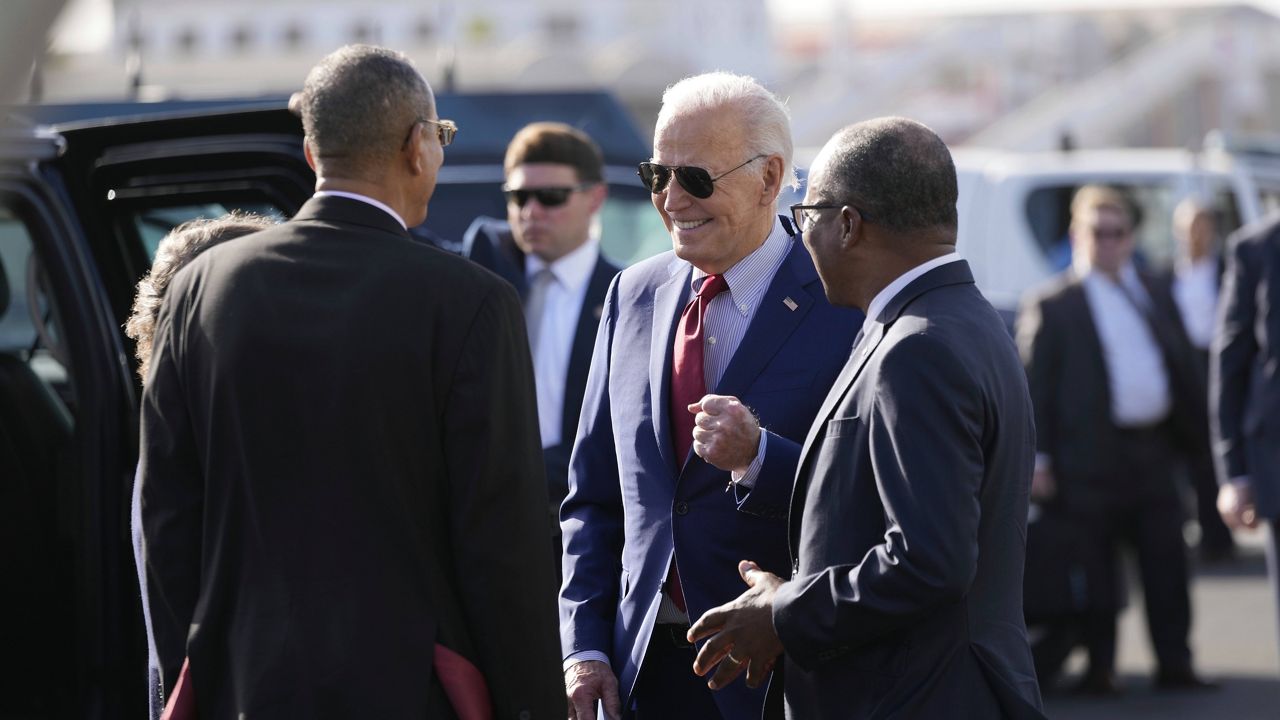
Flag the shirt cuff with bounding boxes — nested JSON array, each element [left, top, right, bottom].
[[1035, 453, 1052, 473], [563, 650, 611, 672], [730, 431, 768, 489]]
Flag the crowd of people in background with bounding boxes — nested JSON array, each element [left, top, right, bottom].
[[127, 43, 1279, 720]]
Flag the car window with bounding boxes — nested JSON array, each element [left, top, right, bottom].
[[0, 205, 74, 408], [132, 201, 287, 262], [598, 195, 670, 267]]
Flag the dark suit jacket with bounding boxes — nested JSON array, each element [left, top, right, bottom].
[[559, 228, 862, 719], [773, 260, 1045, 719], [139, 196, 565, 719], [462, 217, 620, 507], [1212, 215, 1280, 518], [1015, 268, 1204, 512]]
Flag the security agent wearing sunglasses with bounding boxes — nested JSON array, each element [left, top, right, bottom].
[[559, 72, 862, 720], [461, 123, 621, 569]]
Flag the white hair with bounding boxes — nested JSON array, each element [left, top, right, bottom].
[[657, 71, 798, 191]]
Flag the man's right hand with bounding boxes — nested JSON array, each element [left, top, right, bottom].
[[565, 660, 621, 720], [1030, 467, 1057, 502], [1218, 479, 1259, 530]]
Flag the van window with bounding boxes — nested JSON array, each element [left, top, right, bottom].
[[1025, 182, 1242, 273]]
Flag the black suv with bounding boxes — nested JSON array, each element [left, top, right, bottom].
[[0, 91, 662, 719]]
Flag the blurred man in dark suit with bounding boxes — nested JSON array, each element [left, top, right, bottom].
[[138, 45, 564, 718], [462, 123, 620, 564], [1168, 199, 1235, 562], [1211, 213, 1280, 668], [688, 117, 1045, 719], [1016, 185, 1212, 694]]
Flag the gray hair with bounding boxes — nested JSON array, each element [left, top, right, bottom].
[[294, 44, 432, 178], [657, 71, 798, 191], [126, 212, 276, 382], [822, 117, 958, 233]]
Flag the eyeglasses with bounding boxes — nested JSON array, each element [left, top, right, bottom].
[[636, 154, 766, 199], [503, 183, 596, 208], [1089, 226, 1130, 242], [790, 203, 873, 233], [402, 117, 458, 149]]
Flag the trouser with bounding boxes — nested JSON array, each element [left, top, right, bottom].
[[1268, 515, 1280, 675], [629, 624, 724, 720], [1077, 425, 1194, 677]]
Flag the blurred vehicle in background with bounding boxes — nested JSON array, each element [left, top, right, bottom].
[[952, 141, 1280, 317], [0, 89, 660, 719], [782, 138, 1280, 325]]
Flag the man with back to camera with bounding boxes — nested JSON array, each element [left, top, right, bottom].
[[686, 117, 1046, 719], [1016, 185, 1212, 694], [558, 72, 862, 719], [462, 122, 620, 565], [138, 44, 565, 718]]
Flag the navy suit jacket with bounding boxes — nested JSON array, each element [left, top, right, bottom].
[[559, 226, 862, 718], [773, 260, 1045, 719], [462, 217, 620, 506], [1212, 214, 1280, 518]]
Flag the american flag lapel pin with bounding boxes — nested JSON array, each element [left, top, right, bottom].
[[783, 296, 798, 311]]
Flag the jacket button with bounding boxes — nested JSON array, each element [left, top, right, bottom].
[[675, 501, 689, 516]]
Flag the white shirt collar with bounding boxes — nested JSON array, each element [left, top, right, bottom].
[[313, 190, 407, 230], [863, 252, 962, 333], [525, 236, 600, 292]]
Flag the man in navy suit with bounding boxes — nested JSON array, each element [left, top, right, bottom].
[[1212, 213, 1280, 665], [688, 118, 1045, 718], [462, 123, 620, 563], [559, 73, 861, 719]]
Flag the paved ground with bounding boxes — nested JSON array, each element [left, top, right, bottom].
[[1043, 530, 1279, 719]]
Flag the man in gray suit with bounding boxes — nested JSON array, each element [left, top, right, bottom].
[[688, 118, 1045, 718], [1212, 213, 1280, 664]]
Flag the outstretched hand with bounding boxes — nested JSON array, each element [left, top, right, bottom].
[[687, 560, 785, 690]]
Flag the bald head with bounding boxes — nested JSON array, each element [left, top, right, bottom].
[[295, 45, 433, 180], [812, 117, 957, 236]]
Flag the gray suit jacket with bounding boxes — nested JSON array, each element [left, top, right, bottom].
[[1212, 214, 1280, 518], [772, 260, 1045, 719]]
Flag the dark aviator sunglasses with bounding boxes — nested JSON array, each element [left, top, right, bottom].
[[637, 154, 766, 199], [503, 183, 597, 208]]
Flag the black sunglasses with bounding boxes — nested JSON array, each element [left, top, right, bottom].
[[402, 117, 458, 149], [790, 202, 874, 233], [637, 154, 766, 199], [503, 183, 595, 208]]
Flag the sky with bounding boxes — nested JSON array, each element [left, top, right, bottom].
[[50, 0, 1280, 54]]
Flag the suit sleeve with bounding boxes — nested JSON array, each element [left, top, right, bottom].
[[730, 430, 800, 519], [1015, 293, 1057, 460], [559, 277, 625, 659], [772, 333, 986, 669], [138, 287, 203, 695], [441, 282, 566, 717], [1211, 231, 1261, 483]]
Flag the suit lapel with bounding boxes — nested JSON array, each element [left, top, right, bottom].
[[650, 259, 692, 477], [713, 241, 818, 399], [561, 258, 617, 444], [1064, 278, 1112, 416]]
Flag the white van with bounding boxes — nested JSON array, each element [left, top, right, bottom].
[[952, 145, 1280, 318]]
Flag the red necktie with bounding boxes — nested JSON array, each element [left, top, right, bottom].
[[666, 273, 729, 612]]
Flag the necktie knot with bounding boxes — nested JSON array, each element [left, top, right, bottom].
[[698, 273, 729, 302]]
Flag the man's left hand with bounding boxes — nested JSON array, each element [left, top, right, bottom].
[[687, 560, 785, 690], [690, 395, 760, 474]]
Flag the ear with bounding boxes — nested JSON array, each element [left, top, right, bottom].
[[759, 155, 785, 206], [405, 124, 427, 176], [585, 182, 609, 214], [303, 139, 317, 172], [838, 206, 864, 251]]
